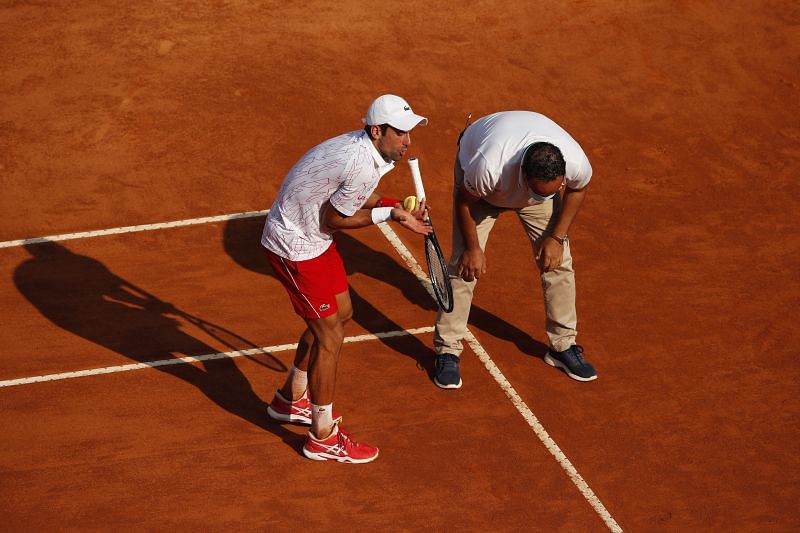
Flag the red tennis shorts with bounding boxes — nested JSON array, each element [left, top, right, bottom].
[[264, 241, 348, 320]]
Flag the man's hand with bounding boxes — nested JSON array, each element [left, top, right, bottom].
[[407, 198, 428, 221], [401, 197, 429, 221], [457, 247, 486, 282], [536, 238, 564, 272], [391, 207, 433, 235]]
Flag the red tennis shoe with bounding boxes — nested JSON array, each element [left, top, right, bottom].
[[303, 421, 379, 464], [267, 389, 312, 425]]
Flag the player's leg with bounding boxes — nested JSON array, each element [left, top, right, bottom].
[[271, 243, 376, 463], [303, 287, 378, 463], [277, 328, 314, 401], [277, 258, 353, 403], [516, 201, 596, 381], [264, 244, 343, 424], [305, 252, 351, 436], [304, 310, 344, 436], [333, 287, 353, 325], [432, 154, 501, 389]]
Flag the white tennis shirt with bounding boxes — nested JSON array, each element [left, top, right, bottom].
[[261, 130, 394, 261], [458, 111, 592, 208]]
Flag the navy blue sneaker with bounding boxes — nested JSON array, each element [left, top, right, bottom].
[[544, 345, 597, 382], [434, 353, 462, 389]]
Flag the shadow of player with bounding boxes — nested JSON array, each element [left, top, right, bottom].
[[13, 240, 302, 452]]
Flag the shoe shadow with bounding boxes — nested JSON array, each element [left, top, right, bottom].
[[13, 240, 304, 453], [222, 216, 437, 379]]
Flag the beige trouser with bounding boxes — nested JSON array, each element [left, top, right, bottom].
[[433, 155, 578, 356]]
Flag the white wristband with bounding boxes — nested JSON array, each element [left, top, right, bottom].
[[371, 207, 393, 224]]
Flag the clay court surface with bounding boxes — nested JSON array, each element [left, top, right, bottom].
[[1, 1, 799, 531]]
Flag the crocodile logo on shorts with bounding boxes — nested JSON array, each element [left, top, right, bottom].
[[319, 304, 330, 311]]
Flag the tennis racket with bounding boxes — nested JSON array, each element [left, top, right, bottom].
[[408, 157, 454, 313]]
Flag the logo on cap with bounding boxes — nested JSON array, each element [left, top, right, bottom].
[[363, 94, 429, 130]]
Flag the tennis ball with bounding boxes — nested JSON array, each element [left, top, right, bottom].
[[403, 195, 417, 211]]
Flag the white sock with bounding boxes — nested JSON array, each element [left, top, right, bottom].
[[311, 403, 334, 437], [288, 366, 308, 400]]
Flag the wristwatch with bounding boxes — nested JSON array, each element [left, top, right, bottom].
[[548, 233, 568, 245]]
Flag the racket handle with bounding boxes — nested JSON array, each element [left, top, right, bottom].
[[407, 157, 426, 201]]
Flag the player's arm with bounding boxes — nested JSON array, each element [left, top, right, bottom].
[[537, 183, 589, 272], [455, 184, 486, 282], [323, 200, 431, 235], [363, 192, 428, 221]]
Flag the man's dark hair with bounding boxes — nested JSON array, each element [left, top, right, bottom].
[[364, 123, 390, 140], [521, 142, 566, 182]]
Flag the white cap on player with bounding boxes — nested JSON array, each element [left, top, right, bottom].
[[362, 94, 428, 131]]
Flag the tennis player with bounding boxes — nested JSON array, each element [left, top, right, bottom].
[[262, 95, 431, 463], [432, 111, 597, 389]]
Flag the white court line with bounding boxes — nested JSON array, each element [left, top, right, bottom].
[[377, 222, 623, 533], [0, 210, 269, 249], [4, 209, 622, 531], [0, 326, 434, 388]]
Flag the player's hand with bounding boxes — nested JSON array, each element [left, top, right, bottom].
[[457, 247, 486, 282], [402, 196, 429, 221], [410, 198, 428, 221], [536, 238, 564, 272], [391, 207, 433, 235]]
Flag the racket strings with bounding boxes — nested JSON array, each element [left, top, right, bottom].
[[425, 237, 453, 311]]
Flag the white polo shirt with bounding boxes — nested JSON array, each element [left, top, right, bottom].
[[458, 111, 592, 208], [261, 130, 394, 261]]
